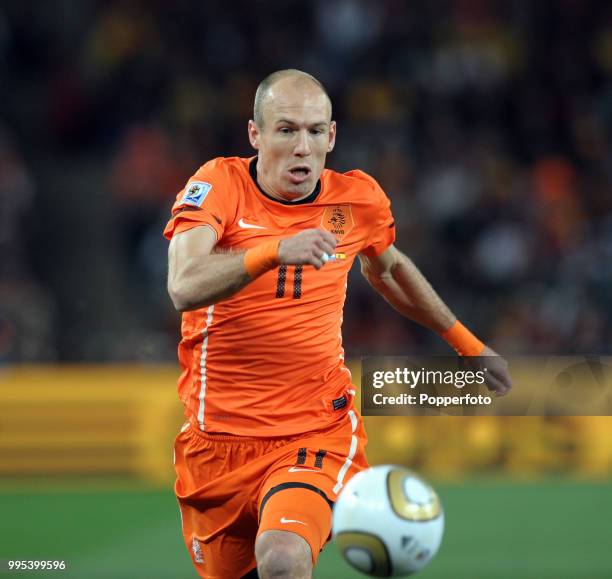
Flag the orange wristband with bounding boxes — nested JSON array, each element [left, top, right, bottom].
[[244, 240, 280, 279], [441, 321, 485, 356]]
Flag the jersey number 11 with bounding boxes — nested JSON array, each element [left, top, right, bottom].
[[275, 265, 303, 299]]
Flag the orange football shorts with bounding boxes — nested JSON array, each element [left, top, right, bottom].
[[173, 410, 368, 579]]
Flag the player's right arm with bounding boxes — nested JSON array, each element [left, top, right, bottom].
[[167, 226, 337, 312], [168, 225, 246, 312]]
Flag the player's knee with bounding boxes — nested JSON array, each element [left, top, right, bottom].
[[256, 530, 312, 579]]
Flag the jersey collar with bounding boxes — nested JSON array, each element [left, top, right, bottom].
[[249, 157, 321, 205]]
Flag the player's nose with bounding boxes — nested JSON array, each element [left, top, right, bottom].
[[293, 130, 311, 156]]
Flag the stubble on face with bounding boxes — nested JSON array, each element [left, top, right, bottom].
[[252, 77, 334, 202]]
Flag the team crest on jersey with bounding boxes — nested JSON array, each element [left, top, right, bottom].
[[321, 205, 354, 242], [181, 181, 212, 207]]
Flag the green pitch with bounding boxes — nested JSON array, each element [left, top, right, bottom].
[[0, 481, 610, 578]]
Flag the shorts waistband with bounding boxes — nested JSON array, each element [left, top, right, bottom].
[[183, 416, 355, 443], [184, 421, 303, 443]]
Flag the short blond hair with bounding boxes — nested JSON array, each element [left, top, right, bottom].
[[253, 69, 331, 128]]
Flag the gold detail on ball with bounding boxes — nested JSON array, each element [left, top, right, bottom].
[[336, 531, 391, 577], [387, 468, 441, 521]]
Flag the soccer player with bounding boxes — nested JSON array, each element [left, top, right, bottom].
[[165, 69, 511, 579]]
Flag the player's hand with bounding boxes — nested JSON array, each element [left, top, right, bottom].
[[278, 229, 337, 270], [475, 346, 512, 397]]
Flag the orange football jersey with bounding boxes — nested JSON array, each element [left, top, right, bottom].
[[164, 157, 395, 436]]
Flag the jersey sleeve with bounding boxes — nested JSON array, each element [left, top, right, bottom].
[[163, 158, 236, 241], [351, 171, 396, 257]]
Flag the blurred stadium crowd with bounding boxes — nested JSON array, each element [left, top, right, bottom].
[[1, 0, 612, 362]]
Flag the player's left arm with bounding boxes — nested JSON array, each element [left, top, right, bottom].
[[359, 245, 512, 396]]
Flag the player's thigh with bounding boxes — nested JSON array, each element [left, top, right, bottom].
[[257, 484, 333, 565], [256, 412, 369, 562], [274, 410, 369, 500], [174, 427, 261, 578], [178, 499, 257, 579]]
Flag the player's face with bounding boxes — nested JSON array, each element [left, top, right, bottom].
[[248, 81, 336, 201]]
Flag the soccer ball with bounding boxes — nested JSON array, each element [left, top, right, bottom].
[[332, 465, 444, 577]]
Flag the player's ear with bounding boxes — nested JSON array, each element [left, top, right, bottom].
[[248, 120, 260, 150], [328, 121, 337, 153]]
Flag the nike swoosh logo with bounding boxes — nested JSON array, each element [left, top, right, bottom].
[[280, 517, 307, 526], [288, 466, 319, 473], [238, 218, 266, 229]]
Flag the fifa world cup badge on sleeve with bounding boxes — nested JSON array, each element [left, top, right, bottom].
[[181, 181, 212, 207]]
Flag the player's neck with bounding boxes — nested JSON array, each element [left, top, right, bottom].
[[262, 185, 312, 203], [254, 161, 314, 203]]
